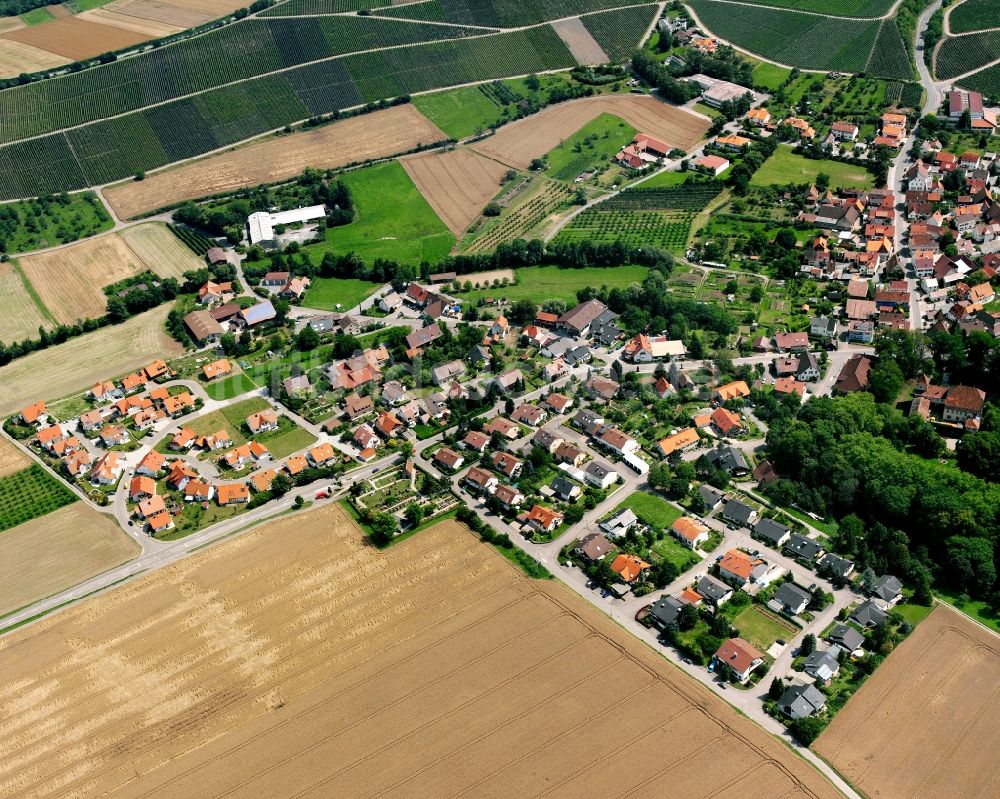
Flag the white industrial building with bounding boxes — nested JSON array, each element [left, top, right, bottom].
[[247, 204, 327, 247]]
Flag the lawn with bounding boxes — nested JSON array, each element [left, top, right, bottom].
[[544, 113, 636, 181], [639, 170, 692, 188], [617, 490, 683, 529], [893, 601, 933, 627], [751, 147, 873, 189], [305, 161, 454, 265], [203, 373, 259, 401], [730, 605, 795, 650], [255, 417, 317, 459], [412, 86, 503, 140], [751, 62, 791, 91], [301, 277, 381, 312], [219, 397, 271, 430], [935, 591, 1000, 635], [460, 264, 648, 306], [652, 534, 700, 571], [20, 6, 53, 24]]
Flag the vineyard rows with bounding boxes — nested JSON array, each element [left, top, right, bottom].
[[687, 0, 910, 79], [262, 0, 382, 14], [958, 62, 1000, 97], [581, 4, 659, 62], [0, 26, 577, 199], [0, 16, 483, 144], [168, 224, 216, 255], [466, 181, 573, 252], [948, 0, 998, 35], [864, 20, 912, 81], [936, 30, 1000, 80], [380, 0, 632, 29], [600, 181, 723, 211], [555, 208, 693, 251]]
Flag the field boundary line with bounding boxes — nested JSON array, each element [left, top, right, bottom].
[[10, 258, 56, 324], [688, 0, 903, 21]]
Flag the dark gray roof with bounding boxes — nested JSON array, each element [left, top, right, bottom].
[[550, 476, 578, 499], [803, 648, 840, 678], [779, 684, 827, 719], [773, 582, 811, 613], [584, 460, 613, 479], [649, 595, 685, 628], [872, 574, 903, 602], [574, 409, 602, 429], [818, 552, 854, 579], [564, 345, 592, 365], [695, 575, 732, 604], [754, 517, 790, 545], [723, 499, 755, 524], [785, 533, 824, 560], [851, 599, 888, 628], [827, 623, 865, 651], [709, 444, 749, 474], [699, 484, 724, 508]]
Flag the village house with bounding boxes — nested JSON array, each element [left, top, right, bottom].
[[464, 466, 498, 494], [717, 548, 767, 588], [246, 409, 279, 434], [671, 516, 709, 549], [524, 504, 563, 533], [714, 638, 764, 683], [433, 447, 464, 472]]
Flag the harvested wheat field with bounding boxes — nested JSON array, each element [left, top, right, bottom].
[[455, 267, 516, 286], [0, 505, 842, 799], [817, 604, 1000, 799], [0, 436, 30, 479], [76, 8, 182, 38], [2, 17, 150, 60], [471, 94, 710, 170], [17, 233, 147, 325], [119, 222, 203, 278], [0, 38, 69, 78], [0, 305, 182, 414], [105, 104, 447, 219], [93, 0, 247, 29], [551, 17, 608, 65], [0, 502, 139, 618], [0, 263, 53, 344], [402, 148, 509, 236]]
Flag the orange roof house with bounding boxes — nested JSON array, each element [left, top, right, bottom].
[[246, 409, 279, 434], [129, 475, 156, 501], [285, 454, 308, 475], [671, 517, 710, 548], [136, 449, 166, 476], [216, 482, 250, 506], [143, 359, 169, 380], [249, 468, 278, 493], [147, 510, 173, 533], [137, 494, 167, 519], [21, 401, 47, 425], [610, 553, 651, 583], [525, 504, 563, 532], [307, 443, 335, 466], [714, 637, 764, 682], [712, 381, 750, 402], [657, 428, 700, 457], [710, 407, 743, 436], [202, 359, 232, 381]]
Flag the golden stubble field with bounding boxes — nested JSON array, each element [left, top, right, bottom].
[[0, 502, 139, 617], [471, 94, 711, 169], [816, 604, 1000, 799], [0, 505, 843, 799], [0, 262, 53, 344], [118, 222, 204, 278], [402, 148, 510, 236], [0, 304, 182, 415], [104, 104, 447, 219]]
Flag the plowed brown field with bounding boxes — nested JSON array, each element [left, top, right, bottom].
[[816, 604, 1000, 799], [2, 17, 150, 60], [0, 506, 842, 799], [402, 148, 509, 236], [471, 94, 710, 169], [105, 104, 447, 219], [0, 502, 139, 617]]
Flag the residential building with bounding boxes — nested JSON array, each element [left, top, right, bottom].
[[246, 409, 279, 434], [610, 553, 651, 583], [465, 466, 498, 494], [721, 499, 756, 527], [584, 460, 619, 489], [648, 595, 685, 629], [778, 684, 827, 719], [803, 648, 841, 681], [695, 575, 733, 607], [717, 548, 767, 587], [599, 508, 638, 538], [818, 552, 855, 581], [671, 516, 709, 549], [524, 504, 563, 533], [785, 533, 824, 562], [771, 582, 811, 616], [851, 598, 888, 628], [576, 532, 612, 561], [714, 638, 764, 683], [657, 428, 700, 457], [827, 623, 865, 652]]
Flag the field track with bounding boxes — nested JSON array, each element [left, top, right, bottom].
[[0, 502, 139, 617], [470, 94, 710, 169], [551, 16, 609, 64], [104, 104, 447, 219], [0, 506, 843, 799], [0, 304, 183, 414], [17, 234, 148, 325], [402, 148, 510, 236], [0, 436, 30, 479], [816, 604, 1000, 799]]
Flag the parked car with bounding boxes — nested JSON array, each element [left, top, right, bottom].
[[315, 491, 329, 500]]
